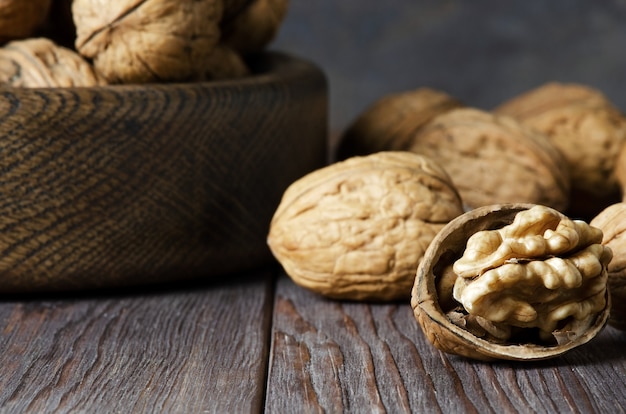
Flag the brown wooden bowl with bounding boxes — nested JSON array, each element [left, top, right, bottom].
[[0, 52, 328, 293]]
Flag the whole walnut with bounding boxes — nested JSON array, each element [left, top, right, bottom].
[[221, 0, 289, 54], [268, 151, 464, 301], [615, 143, 626, 196], [407, 108, 571, 211], [0, 0, 52, 42], [223, 0, 253, 19], [590, 203, 626, 330], [336, 87, 463, 160], [413, 204, 611, 361], [0, 38, 105, 87], [495, 82, 626, 218], [73, 0, 249, 84]]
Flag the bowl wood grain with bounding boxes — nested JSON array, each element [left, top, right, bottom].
[[0, 52, 328, 292]]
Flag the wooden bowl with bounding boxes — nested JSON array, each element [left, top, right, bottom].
[[0, 52, 328, 293]]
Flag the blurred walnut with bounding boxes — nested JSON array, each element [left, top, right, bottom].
[[336, 87, 463, 160], [73, 0, 249, 84], [615, 143, 626, 196], [0, 38, 105, 87], [268, 151, 464, 301], [201, 44, 250, 80], [407, 108, 570, 211], [223, 0, 254, 20], [412, 204, 611, 361], [590, 203, 626, 330], [495, 82, 626, 217], [221, 0, 289, 54], [0, 0, 52, 42]]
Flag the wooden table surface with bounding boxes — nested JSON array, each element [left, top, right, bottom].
[[1, 265, 625, 413]]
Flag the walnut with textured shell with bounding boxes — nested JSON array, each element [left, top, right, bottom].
[[412, 204, 611, 361], [221, 0, 289, 54], [495, 82, 626, 217], [268, 151, 464, 301], [590, 202, 626, 330], [336, 88, 463, 159], [407, 108, 571, 211], [72, 0, 249, 84], [0, 38, 104, 87]]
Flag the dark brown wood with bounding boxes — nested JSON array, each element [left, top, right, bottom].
[[267, 273, 626, 413], [0, 270, 274, 413], [0, 52, 327, 292]]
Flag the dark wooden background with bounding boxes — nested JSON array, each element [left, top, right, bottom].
[[273, 0, 626, 138]]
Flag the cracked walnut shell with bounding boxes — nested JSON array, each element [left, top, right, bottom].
[[590, 203, 626, 330], [0, 38, 105, 87], [407, 108, 571, 211], [412, 204, 611, 361], [495, 82, 626, 203], [73, 0, 248, 84], [268, 151, 464, 301]]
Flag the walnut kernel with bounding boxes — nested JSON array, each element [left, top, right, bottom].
[[412, 204, 611, 361]]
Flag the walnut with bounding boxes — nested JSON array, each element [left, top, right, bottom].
[[200, 43, 251, 80], [73, 0, 249, 84], [412, 204, 611, 361], [221, 0, 289, 55], [223, 0, 254, 20], [0, 38, 105, 87], [267, 151, 464, 301], [495, 82, 626, 215], [615, 143, 626, 196], [590, 203, 626, 330], [336, 87, 463, 160], [406, 108, 571, 211], [0, 0, 52, 43]]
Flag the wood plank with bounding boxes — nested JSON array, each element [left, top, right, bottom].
[[0, 270, 275, 413], [266, 273, 626, 413]]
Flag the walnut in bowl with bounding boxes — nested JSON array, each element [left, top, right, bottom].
[[412, 204, 611, 361]]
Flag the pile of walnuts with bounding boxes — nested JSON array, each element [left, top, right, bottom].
[[268, 81, 626, 360], [0, 0, 288, 87]]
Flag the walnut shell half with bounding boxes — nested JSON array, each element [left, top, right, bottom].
[[268, 151, 464, 301], [412, 204, 610, 361]]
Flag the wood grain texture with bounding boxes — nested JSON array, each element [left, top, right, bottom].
[[0, 52, 327, 292], [0, 270, 274, 413], [267, 273, 626, 413]]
